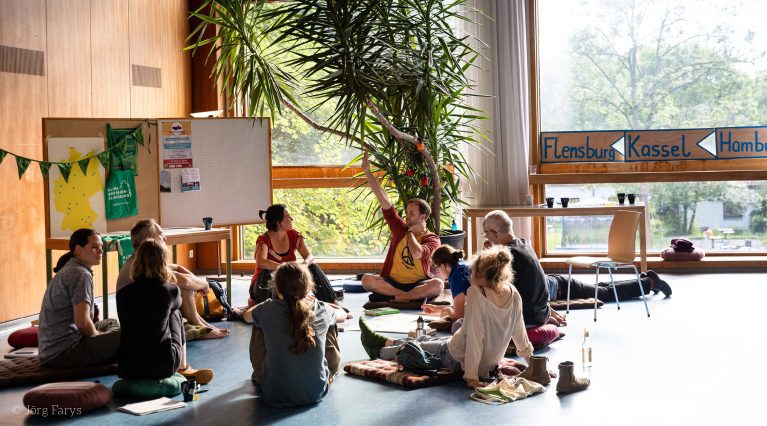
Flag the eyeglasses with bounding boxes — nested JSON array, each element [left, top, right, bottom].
[[482, 229, 497, 237]]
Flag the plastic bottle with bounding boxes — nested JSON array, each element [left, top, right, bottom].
[[451, 221, 458, 232], [415, 316, 425, 338], [582, 328, 593, 367]]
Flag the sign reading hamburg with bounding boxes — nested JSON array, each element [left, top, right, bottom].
[[539, 126, 767, 163]]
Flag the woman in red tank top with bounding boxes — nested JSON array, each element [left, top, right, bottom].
[[248, 205, 338, 306]]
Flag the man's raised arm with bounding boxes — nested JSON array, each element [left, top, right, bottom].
[[362, 151, 392, 210]]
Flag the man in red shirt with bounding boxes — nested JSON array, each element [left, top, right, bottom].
[[360, 152, 443, 302]]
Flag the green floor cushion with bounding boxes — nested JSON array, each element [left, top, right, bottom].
[[111, 373, 185, 399], [23, 382, 111, 416]]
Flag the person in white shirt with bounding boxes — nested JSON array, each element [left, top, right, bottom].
[[359, 245, 534, 388]]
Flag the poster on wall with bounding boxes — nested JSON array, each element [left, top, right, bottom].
[[161, 121, 194, 169], [47, 137, 108, 238], [180, 168, 201, 192]]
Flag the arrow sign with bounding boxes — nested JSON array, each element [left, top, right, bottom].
[[624, 129, 716, 162], [611, 137, 625, 156], [698, 131, 717, 156], [539, 131, 625, 163], [716, 127, 767, 159]]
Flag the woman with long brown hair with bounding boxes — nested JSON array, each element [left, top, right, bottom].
[[244, 262, 346, 407]]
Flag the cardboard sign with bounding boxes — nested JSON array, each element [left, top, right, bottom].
[[623, 129, 716, 162], [540, 131, 624, 163]]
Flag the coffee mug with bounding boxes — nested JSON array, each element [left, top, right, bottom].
[[182, 380, 197, 402], [546, 197, 554, 208], [617, 193, 626, 205], [203, 217, 213, 230], [627, 193, 636, 205], [560, 197, 570, 208]]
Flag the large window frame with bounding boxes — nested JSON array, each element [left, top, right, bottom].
[[527, 0, 767, 262]]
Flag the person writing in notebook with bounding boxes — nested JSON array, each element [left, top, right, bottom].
[[359, 151, 443, 302]]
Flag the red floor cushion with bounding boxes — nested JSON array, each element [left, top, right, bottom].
[[8, 326, 39, 349], [660, 247, 705, 261], [23, 382, 111, 416], [526, 324, 561, 347]]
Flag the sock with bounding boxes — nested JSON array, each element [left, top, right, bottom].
[[359, 317, 388, 359]]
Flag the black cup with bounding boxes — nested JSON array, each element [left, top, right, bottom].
[[617, 193, 626, 205], [560, 197, 569, 208], [627, 194, 636, 205], [182, 380, 197, 402], [546, 197, 554, 208], [203, 217, 213, 230]]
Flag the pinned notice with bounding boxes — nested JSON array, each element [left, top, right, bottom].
[[162, 121, 194, 169], [181, 168, 201, 192]]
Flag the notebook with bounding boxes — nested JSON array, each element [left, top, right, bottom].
[[118, 397, 186, 416]]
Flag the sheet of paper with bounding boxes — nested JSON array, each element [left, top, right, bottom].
[[118, 397, 186, 416]]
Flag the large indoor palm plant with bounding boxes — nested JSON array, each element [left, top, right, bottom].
[[188, 0, 486, 233]]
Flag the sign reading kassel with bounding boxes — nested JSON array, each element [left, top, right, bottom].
[[540, 126, 767, 163]]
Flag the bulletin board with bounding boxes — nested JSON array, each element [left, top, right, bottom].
[[157, 118, 271, 227], [42, 117, 271, 238]]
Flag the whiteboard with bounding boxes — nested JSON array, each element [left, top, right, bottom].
[[158, 118, 271, 227]]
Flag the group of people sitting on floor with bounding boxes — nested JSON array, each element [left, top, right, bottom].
[[36, 150, 672, 407]]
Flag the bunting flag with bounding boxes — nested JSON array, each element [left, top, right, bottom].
[[39, 161, 51, 179], [57, 163, 72, 182], [0, 121, 150, 181], [77, 158, 91, 176], [15, 156, 31, 178]]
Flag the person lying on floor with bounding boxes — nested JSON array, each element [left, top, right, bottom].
[[359, 246, 533, 389], [39, 228, 121, 368], [359, 151, 443, 303], [546, 269, 671, 303], [248, 204, 338, 307], [116, 219, 229, 339], [117, 239, 214, 384], [244, 263, 347, 407], [422, 244, 470, 322]]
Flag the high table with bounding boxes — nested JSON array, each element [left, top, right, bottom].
[[462, 204, 648, 272], [46, 227, 232, 319]]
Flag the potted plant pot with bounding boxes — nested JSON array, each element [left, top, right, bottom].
[[439, 230, 466, 251]]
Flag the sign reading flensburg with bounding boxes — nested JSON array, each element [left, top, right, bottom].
[[540, 126, 767, 163]]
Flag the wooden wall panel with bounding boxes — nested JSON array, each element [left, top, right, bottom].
[[129, 0, 164, 118], [91, 0, 130, 117], [46, 0, 92, 117], [0, 0, 48, 323], [0, 1, 192, 323]]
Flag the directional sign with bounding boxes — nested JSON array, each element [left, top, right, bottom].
[[623, 129, 716, 162], [717, 127, 767, 159], [540, 131, 625, 163]]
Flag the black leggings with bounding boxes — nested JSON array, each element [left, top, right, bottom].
[[250, 263, 337, 305], [551, 274, 652, 302]]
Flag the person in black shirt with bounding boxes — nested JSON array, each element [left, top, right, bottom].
[[117, 239, 214, 384]]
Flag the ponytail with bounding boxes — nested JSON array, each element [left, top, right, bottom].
[[431, 244, 465, 268], [53, 228, 99, 273], [273, 263, 317, 354]]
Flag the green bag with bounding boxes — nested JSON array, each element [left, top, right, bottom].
[[105, 169, 138, 219], [107, 124, 138, 174]]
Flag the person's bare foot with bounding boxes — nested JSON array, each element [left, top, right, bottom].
[[198, 328, 229, 339]]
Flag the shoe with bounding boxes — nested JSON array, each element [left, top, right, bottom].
[[647, 271, 672, 297], [178, 366, 214, 385], [556, 361, 589, 394], [518, 355, 551, 385]]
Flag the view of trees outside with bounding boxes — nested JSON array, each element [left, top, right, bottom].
[[539, 0, 767, 252]]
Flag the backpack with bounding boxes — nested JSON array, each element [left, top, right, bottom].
[[195, 280, 233, 320], [396, 341, 443, 373]]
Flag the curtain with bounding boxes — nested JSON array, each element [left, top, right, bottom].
[[461, 0, 533, 239]]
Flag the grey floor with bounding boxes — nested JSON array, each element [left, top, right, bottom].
[[0, 272, 762, 425]]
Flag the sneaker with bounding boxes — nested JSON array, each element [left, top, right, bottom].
[[178, 366, 214, 385], [647, 270, 672, 297]]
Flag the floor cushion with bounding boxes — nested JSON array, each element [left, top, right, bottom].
[[549, 298, 604, 311], [0, 358, 118, 389], [8, 326, 39, 349], [23, 382, 111, 416], [660, 247, 705, 261], [427, 319, 454, 332], [526, 324, 561, 347], [111, 372, 185, 399], [343, 359, 460, 388], [362, 299, 451, 310], [341, 280, 366, 293]]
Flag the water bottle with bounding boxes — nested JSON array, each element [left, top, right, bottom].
[[582, 328, 592, 367], [451, 221, 458, 232], [415, 316, 425, 338]]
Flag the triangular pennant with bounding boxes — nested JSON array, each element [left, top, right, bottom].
[[58, 163, 72, 182], [0, 149, 6, 165], [15, 156, 31, 179], [39, 161, 52, 179], [77, 158, 91, 176], [134, 127, 144, 146], [97, 151, 110, 169]]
